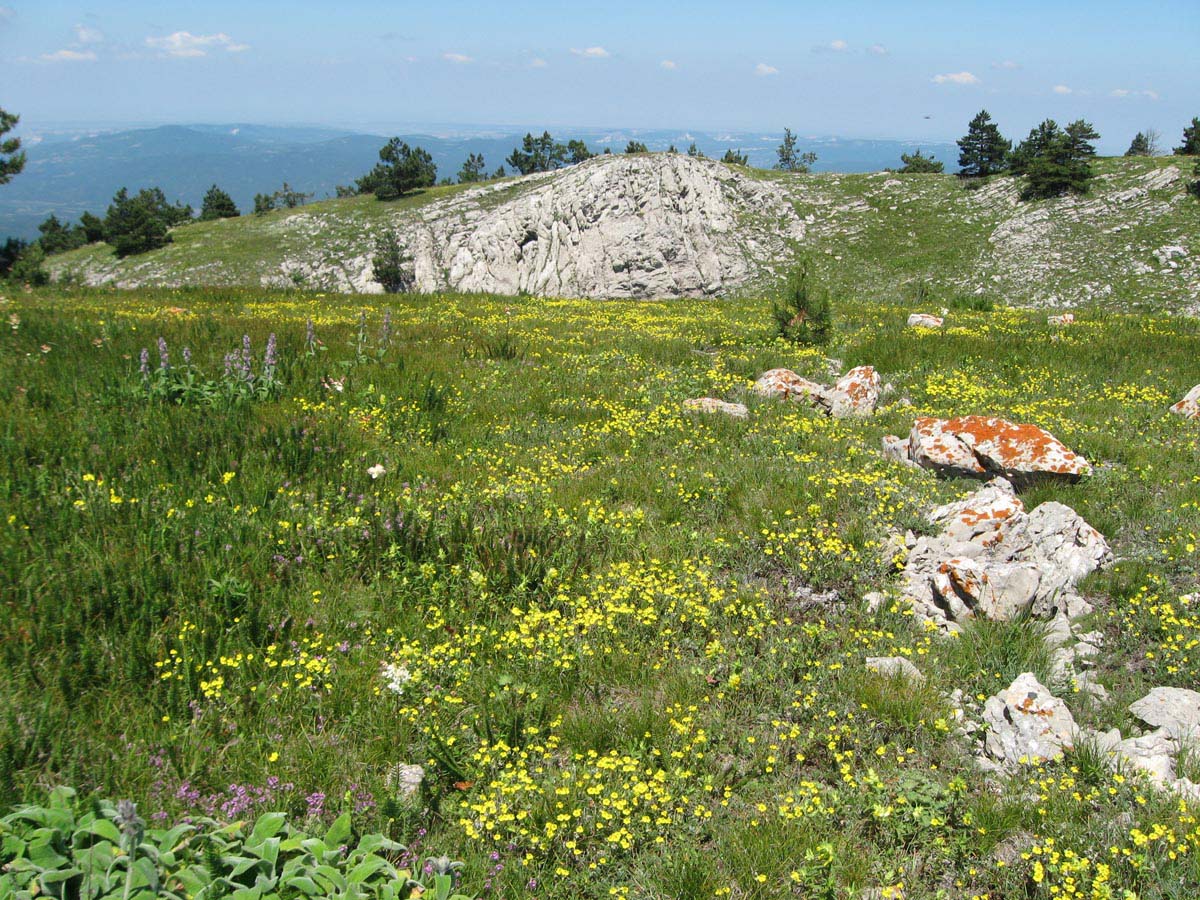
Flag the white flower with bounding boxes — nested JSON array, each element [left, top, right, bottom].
[[381, 662, 411, 694], [367, 464, 386, 479]]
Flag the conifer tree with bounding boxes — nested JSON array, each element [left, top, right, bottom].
[[1009, 119, 1061, 176], [199, 185, 240, 220], [1174, 117, 1200, 155], [776, 127, 817, 172], [457, 153, 486, 183], [897, 149, 944, 173], [0, 107, 24, 186], [1125, 132, 1152, 156], [956, 109, 1010, 178]]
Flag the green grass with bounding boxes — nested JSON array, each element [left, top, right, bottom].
[[2, 285, 1200, 898]]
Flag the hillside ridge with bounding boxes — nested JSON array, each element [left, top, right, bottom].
[[47, 153, 1200, 311]]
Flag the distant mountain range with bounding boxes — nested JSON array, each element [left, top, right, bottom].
[[0, 123, 958, 240]]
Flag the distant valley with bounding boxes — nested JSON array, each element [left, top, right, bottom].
[[0, 122, 957, 239]]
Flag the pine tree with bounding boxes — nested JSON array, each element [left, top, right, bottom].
[[457, 153, 487, 183], [897, 149, 944, 173], [372, 232, 414, 293], [253, 193, 276, 215], [36, 214, 86, 255], [1065, 119, 1100, 159], [1174, 117, 1200, 155], [1125, 132, 1152, 156], [357, 139, 437, 199], [956, 109, 1010, 178], [772, 265, 832, 345], [199, 185, 240, 220], [0, 107, 24, 186], [79, 211, 105, 243], [567, 140, 593, 164], [1023, 131, 1093, 199], [775, 128, 818, 172], [721, 148, 748, 166], [505, 132, 568, 175], [624, 140, 649, 154], [1009, 119, 1061, 176], [104, 188, 171, 257], [686, 142, 705, 158]]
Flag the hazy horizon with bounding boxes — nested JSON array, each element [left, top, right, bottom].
[[4, 0, 1196, 152]]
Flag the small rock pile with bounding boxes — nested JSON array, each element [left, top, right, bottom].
[[898, 478, 1110, 634], [752, 364, 881, 418]]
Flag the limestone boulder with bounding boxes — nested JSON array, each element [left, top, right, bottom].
[[883, 415, 1091, 486], [683, 397, 749, 419], [900, 478, 1110, 631], [754, 364, 882, 418], [752, 368, 830, 406], [1130, 687, 1200, 741], [827, 365, 881, 418], [907, 313, 944, 329], [865, 656, 925, 684], [1169, 385, 1200, 420], [983, 673, 1077, 766]]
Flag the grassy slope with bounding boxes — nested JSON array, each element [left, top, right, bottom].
[[47, 156, 1200, 313], [3, 286, 1199, 898]]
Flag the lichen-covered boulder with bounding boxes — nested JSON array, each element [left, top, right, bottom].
[[884, 416, 1091, 485], [827, 365, 881, 418], [752, 368, 830, 406], [1169, 385, 1200, 420], [900, 478, 1110, 631]]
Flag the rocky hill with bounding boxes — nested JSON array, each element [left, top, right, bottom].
[[47, 153, 1200, 312]]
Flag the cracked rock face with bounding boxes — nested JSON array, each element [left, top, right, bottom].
[[1170, 385, 1200, 420], [900, 478, 1110, 631], [983, 673, 1077, 766], [391, 154, 805, 298], [883, 415, 1091, 485]]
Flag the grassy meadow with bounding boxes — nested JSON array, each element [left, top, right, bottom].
[[2, 285, 1200, 898]]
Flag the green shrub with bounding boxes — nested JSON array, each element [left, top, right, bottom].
[[0, 787, 472, 900], [771, 265, 832, 345]]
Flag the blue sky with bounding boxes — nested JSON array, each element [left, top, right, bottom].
[[2, 1, 1196, 150]]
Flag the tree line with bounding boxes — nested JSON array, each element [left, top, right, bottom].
[[956, 111, 1200, 199]]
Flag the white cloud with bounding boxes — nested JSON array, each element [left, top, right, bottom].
[[754, 62, 778, 76], [0, 6, 14, 22], [992, 60, 1020, 70], [73, 24, 104, 44], [145, 31, 250, 58], [660, 59, 677, 70], [868, 43, 888, 55], [1053, 84, 1072, 95], [1111, 88, 1159, 100], [830, 39, 848, 51], [529, 57, 548, 68], [570, 46, 610, 58], [40, 48, 98, 62], [442, 52, 472, 63], [932, 71, 979, 85]]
